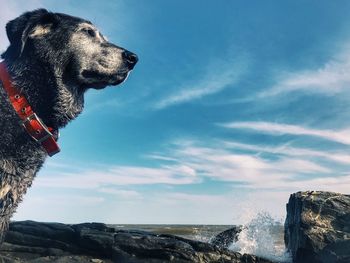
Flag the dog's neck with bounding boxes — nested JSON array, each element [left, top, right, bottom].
[[4, 57, 85, 129], [0, 80, 46, 166]]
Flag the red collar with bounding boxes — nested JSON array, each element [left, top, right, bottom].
[[0, 62, 60, 157]]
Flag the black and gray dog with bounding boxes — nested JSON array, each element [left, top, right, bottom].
[[0, 9, 137, 241]]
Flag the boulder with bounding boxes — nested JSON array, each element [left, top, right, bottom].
[[0, 221, 274, 263], [210, 226, 242, 249], [284, 191, 350, 263]]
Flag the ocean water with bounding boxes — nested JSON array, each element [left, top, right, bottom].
[[110, 224, 231, 242], [109, 212, 292, 263]]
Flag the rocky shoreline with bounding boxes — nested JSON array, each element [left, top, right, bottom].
[[0, 191, 349, 263], [0, 221, 272, 263]]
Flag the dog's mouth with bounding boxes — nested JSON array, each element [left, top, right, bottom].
[[80, 70, 131, 90]]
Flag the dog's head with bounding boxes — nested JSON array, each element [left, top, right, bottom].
[[1, 9, 138, 128], [2, 9, 138, 90]]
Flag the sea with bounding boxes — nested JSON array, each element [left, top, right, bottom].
[[109, 212, 292, 263]]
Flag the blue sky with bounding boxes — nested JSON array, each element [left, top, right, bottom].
[[1, 0, 350, 224]]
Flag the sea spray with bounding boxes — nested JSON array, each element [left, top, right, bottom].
[[229, 212, 292, 263]]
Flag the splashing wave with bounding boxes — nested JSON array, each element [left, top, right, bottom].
[[229, 212, 292, 262]]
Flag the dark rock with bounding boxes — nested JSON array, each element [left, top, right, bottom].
[[285, 191, 350, 263], [210, 226, 242, 248], [0, 221, 274, 263]]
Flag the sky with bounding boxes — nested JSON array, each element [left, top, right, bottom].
[[1, 0, 350, 224]]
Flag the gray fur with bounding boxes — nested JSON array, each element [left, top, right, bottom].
[[0, 9, 137, 241]]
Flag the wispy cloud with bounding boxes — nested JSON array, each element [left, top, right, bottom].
[[251, 174, 350, 194], [259, 49, 350, 98], [24, 137, 350, 223], [146, 140, 333, 187], [35, 163, 198, 189], [98, 188, 143, 199], [222, 141, 350, 165], [153, 55, 250, 110], [221, 121, 350, 145], [37, 137, 344, 192], [160, 192, 229, 205]]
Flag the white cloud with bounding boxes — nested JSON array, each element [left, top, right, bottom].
[[161, 192, 228, 204], [146, 140, 333, 187], [254, 174, 350, 194], [221, 121, 350, 145], [36, 137, 347, 194], [148, 139, 350, 195], [153, 56, 250, 109], [35, 163, 199, 189], [223, 141, 350, 165], [98, 188, 143, 199], [18, 138, 350, 223], [259, 48, 350, 98], [34, 140, 330, 197]]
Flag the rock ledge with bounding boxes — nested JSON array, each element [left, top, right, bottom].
[[0, 221, 273, 263], [284, 191, 350, 263]]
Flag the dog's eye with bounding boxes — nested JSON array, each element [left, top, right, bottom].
[[84, 28, 96, 38]]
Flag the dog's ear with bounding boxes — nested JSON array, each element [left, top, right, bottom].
[[2, 9, 57, 60]]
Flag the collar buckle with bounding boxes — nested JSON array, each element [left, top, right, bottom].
[[21, 113, 55, 143]]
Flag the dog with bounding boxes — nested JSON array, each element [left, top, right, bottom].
[[0, 9, 137, 241]]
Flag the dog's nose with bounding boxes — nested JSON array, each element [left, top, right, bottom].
[[122, 50, 138, 68]]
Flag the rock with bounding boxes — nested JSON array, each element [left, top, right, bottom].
[[210, 226, 242, 248], [284, 191, 350, 263], [112, 230, 272, 263], [0, 221, 274, 263]]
